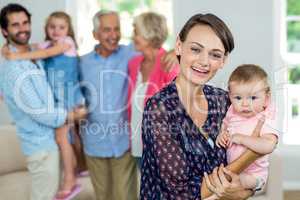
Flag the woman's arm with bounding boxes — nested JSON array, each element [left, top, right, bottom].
[[5, 42, 71, 60], [161, 49, 178, 72], [204, 166, 254, 200], [201, 118, 265, 199], [232, 133, 278, 154]]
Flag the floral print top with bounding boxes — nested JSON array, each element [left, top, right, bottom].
[[140, 81, 230, 200]]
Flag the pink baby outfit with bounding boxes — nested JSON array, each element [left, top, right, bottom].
[[223, 103, 279, 183]]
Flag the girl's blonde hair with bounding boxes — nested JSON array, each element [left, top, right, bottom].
[[44, 11, 77, 48]]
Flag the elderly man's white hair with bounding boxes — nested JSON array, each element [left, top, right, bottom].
[[93, 10, 119, 32]]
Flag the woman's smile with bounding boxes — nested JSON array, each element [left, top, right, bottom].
[[191, 65, 210, 76]]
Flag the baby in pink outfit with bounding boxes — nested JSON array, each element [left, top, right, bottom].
[[216, 64, 279, 192]]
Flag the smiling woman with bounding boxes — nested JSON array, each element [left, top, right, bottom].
[[140, 13, 262, 200], [175, 24, 227, 86]]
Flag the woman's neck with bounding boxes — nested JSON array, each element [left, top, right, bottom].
[[142, 47, 159, 64], [139, 48, 159, 82], [176, 75, 208, 129], [175, 75, 204, 107]]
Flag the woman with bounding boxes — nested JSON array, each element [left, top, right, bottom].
[[140, 13, 262, 199], [128, 12, 179, 166]]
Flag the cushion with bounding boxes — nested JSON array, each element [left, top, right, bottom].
[[0, 126, 27, 175], [0, 170, 30, 200]]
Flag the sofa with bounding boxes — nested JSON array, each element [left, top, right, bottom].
[[0, 125, 96, 200]]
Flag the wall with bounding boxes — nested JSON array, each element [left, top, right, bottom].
[[173, 0, 275, 89]]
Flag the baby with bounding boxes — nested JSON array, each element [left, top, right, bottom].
[[216, 64, 279, 193]]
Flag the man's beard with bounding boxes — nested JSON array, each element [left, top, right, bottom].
[[8, 31, 31, 45]]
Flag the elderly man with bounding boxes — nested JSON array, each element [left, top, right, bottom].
[[79, 10, 138, 200]]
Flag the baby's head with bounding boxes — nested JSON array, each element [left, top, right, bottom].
[[228, 64, 270, 118], [44, 11, 76, 45]]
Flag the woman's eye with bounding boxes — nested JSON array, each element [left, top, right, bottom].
[[211, 53, 222, 59], [191, 47, 201, 53]]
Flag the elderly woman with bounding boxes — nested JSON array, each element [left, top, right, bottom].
[[140, 13, 263, 200], [127, 12, 179, 165]]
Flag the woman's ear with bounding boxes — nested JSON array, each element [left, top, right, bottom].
[[175, 36, 182, 56], [220, 54, 229, 69]]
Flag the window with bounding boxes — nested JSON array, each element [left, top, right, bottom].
[[286, 0, 300, 53], [74, 0, 174, 55], [283, 0, 300, 144]]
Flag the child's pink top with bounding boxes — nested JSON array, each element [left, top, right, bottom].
[[223, 103, 279, 181], [38, 36, 77, 57]]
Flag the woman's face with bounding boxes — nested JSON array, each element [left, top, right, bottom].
[[176, 24, 227, 85], [132, 26, 150, 52]]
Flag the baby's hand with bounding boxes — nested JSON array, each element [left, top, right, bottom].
[[216, 130, 230, 148], [230, 133, 244, 145]]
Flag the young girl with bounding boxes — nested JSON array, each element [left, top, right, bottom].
[[216, 64, 278, 195], [4, 12, 86, 199]]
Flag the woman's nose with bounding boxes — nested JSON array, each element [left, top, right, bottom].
[[198, 52, 209, 66]]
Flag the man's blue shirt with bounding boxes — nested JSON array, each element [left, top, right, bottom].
[[79, 44, 136, 157], [0, 50, 67, 156]]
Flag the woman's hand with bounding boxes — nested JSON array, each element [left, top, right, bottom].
[[203, 194, 219, 200], [161, 49, 178, 72], [204, 165, 253, 200]]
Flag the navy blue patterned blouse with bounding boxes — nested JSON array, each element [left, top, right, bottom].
[[140, 81, 231, 200]]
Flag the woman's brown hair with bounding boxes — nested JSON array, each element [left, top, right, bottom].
[[177, 13, 234, 62]]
